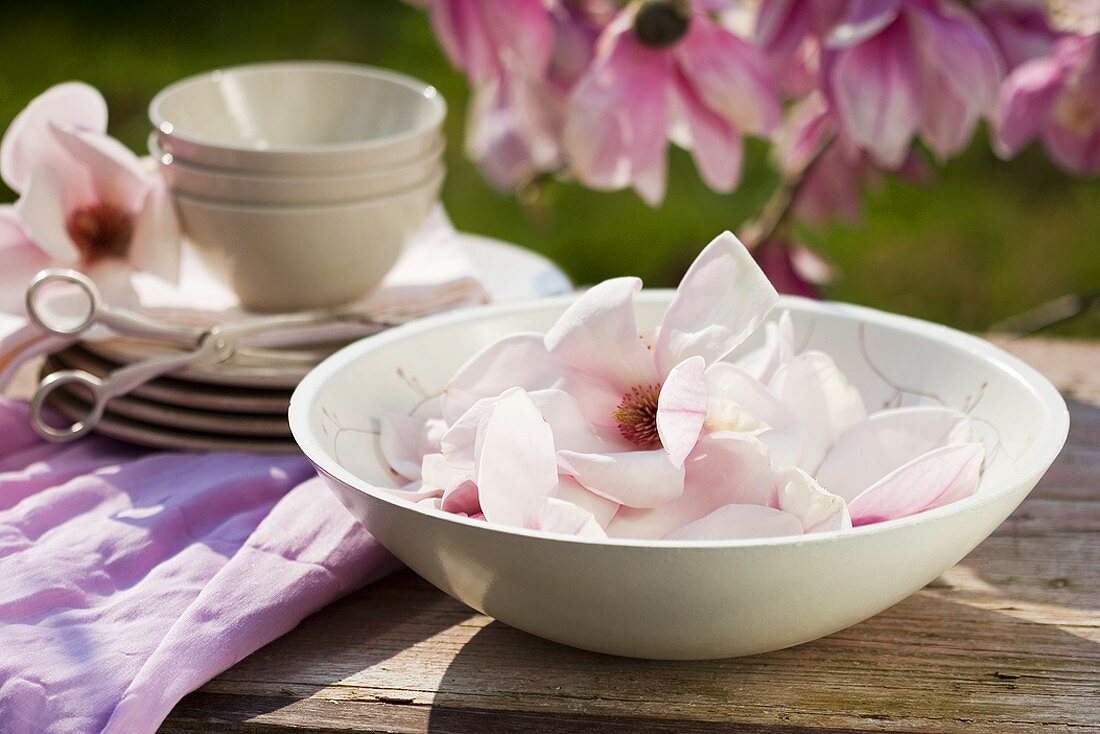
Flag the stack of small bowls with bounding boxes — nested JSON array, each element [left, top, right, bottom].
[[150, 61, 447, 313]]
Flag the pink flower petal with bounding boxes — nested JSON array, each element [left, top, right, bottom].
[[557, 448, 685, 509], [15, 165, 80, 263], [735, 310, 797, 383], [607, 432, 774, 539], [544, 277, 659, 391], [995, 53, 1065, 156], [664, 504, 804, 540], [654, 231, 779, 375], [704, 362, 785, 433], [825, 0, 900, 48], [0, 82, 106, 196], [564, 25, 671, 204], [669, 70, 743, 193], [551, 475, 619, 527], [129, 181, 181, 284], [476, 388, 559, 528], [675, 14, 782, 136], [49, 124, 149, 211], [441, 388, 599, 468], [774, 466, 850, 533], [656, 356, 707, 467], [815, 406, 975, 502], [442, 332, 561, 423], [828, 19, 921, 167], [422, 452, 475, 493], [383, 480, 446, 504], [765, 351, 867, 471], [441, 479, 481, 515], [848, 442, 985, 525], [378, 412, 437, 482], [523, 496, 607, 538], [0, 207, 47, 314], [465, 74, 560, 191]]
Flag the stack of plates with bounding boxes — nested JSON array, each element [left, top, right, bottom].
[[35, 234, 571, 453], [44, 343, 302, 454]]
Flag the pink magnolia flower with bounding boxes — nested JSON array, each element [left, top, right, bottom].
[[996, 32, 1100, 176], [758, 0, 1003, 167], [564, 1, 782, 204], [463, 3, 601, 190], [0, 82, 180, 310], [437, 231, 779, 511], [975, 0, 1060, 70]]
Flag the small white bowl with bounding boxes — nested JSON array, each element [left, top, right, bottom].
[[289, 294, 1069, 660], [150, 61, 446, 174], [173, 170, 443, 312], [151, 134, 444, 205]]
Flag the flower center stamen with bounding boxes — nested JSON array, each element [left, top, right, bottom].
[[612, 383, 662, 447], [66, 203, 133, 264], [633, 0, 692, 49]]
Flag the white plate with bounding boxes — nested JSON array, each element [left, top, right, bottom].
[[47, 389, 298, 454], [51, 347, 292, 414], [84, 234, 571, 389]]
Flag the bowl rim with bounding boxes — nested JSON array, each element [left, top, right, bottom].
[[149, 131, 446, 182], [289, 292, 1070, 550], [149, 60, 447, 156], [171, 168, 444, 212]]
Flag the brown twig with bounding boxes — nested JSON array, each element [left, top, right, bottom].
[[740, 130, 836, 250]]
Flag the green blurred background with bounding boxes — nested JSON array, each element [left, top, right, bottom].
[[1, 0, 1097, 335]]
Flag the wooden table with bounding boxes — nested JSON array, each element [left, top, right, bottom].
[[162, 337, 1100, 733]]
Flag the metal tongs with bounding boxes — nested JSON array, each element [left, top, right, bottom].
[[27, 269, 394, 442]]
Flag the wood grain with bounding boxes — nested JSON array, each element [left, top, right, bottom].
[[161, 338, 1100, 733]]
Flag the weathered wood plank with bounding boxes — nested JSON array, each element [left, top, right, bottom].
[[161, 337, 1100, 734]]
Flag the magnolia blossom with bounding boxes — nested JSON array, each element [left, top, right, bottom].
[[996, 32, 1100, 175], [976, 0, 1061, 70], [758, 0, 1003, 168], [0, 82, 180, 310], [564, 0, 782, 204], [371, 232, 986, 541]]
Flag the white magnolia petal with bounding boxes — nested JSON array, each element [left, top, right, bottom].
[[664, 504, 804, 540], [656, 355, 708, 467], [442, 332, 562, 424], [523, 496, 607, 538], [654, 231, 778, 375], [557, 448, 685, 509], [774, 466, 851, 533], [476, 388, 559, 527], [16, 164, 79, 263], [764, 351, 866, 471], [544, 277, 658, 391]]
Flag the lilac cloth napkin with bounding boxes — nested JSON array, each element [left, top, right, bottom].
[[0, 398, 401, 734]]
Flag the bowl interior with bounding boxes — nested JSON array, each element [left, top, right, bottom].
[[151, 62, 444, 151], [293, 294, 1066, 541]]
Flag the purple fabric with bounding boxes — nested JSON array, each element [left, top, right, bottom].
[[0, 398, 400, 733]]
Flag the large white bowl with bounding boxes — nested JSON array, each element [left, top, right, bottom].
[[151, 133, 444, 205], [150, 61, 446, 173], [289, 294, 1069, 659], [173, 170, 443, 312]]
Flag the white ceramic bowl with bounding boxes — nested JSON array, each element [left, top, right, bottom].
[[289, 294, 1068, 660], [150, 61, 446, 173], [173, 170, 443, 312], [151, 133, 444, 205]]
